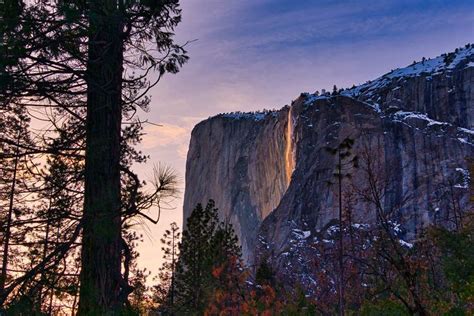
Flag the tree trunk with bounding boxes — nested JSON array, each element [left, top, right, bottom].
[[78, 1, 124, 314], [338, 160, 345, 316], [37, 198, 51, 310], [0, 133, 19, 296]]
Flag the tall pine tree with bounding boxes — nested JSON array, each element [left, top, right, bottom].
[[173, 200, 241, 315], [152, 222, 180, 314]]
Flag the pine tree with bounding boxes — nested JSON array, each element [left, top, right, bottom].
[[174, 200, 241, 315], [174, 201, 219, 314], [255, 261, 275, 287], [153, 222, 180, 314], [325, 138, 358, 316], [123, 229, 152, 315], [205, 255, 247, 315]]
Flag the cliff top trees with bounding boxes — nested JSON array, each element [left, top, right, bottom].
[[1, 0, 187, 313]]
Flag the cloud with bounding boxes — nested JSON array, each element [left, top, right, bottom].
[[208, 1, 473, 56], [141, 123, 188, 150]]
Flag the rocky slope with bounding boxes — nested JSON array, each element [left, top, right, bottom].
[[184, 45, 474, 274]]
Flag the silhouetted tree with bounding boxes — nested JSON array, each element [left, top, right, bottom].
[[174, 200, 241, 315], [325, 137, 358, 316], [0, 0, 187, 312], [152, 222, 180, 314]]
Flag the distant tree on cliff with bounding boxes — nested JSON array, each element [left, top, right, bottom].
[[325, 137, 358, 316], [173, 200, 241, 315]]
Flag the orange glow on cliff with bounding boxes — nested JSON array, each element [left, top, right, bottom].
[[285, 106, 294, 185]]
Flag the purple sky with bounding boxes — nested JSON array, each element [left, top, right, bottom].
[[135, 0, 474, 277]]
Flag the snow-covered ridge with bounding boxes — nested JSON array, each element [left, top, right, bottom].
[[300, 45, 473, 110], [302, 92, 330, 105], [342, 44, 474, 99], [212, 109, 278, 122], [207, 45, 474, 125]]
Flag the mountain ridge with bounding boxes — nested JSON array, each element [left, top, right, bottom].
[[199, 44, 473, 126]]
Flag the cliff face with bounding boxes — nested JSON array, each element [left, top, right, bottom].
[[184, 46, 474, 272], [183, 110, 292, 261]]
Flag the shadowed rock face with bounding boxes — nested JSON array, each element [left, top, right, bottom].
[[257, 94, 472, 285], [184, 46, 474, 272]]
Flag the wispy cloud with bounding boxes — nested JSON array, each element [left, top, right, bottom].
[[142, 124, 188, 149]]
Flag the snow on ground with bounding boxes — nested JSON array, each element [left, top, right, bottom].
[[352, 223, 370, 229], [459, 127, 474, 135], [386, 56, 445, 79], [388, 220, 402, 234]]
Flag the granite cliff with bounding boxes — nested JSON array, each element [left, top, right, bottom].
[[183, 46, 474, 276]]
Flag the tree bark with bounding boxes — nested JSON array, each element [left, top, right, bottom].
[[78, 1, 124, 314]]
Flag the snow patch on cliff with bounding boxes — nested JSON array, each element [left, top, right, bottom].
[[292, 229, 311, 239], [398, 239, 414, 249], [455, 167, 470, 189], [447, 46, 474, 69], [302, 92, 330, 105], [392, 111, 451, 127], [459, 127, 474, 135], [220, 111, 269, 121]]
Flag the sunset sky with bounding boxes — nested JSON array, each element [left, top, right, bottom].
[[134, 0, 474, 277]]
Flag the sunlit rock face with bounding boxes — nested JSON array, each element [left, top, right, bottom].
[[183, 109, 292, 261], [184, 46, 474, 274]]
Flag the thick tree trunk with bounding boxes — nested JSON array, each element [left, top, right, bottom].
[[78, 2, 124, 314]]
